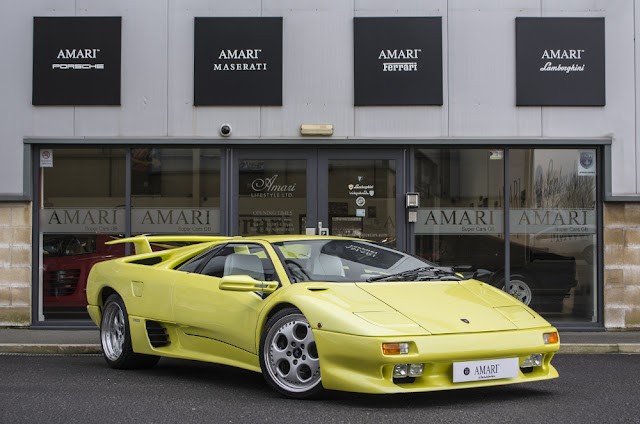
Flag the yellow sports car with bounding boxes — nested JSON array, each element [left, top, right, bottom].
[[86, 235, 559, 399]]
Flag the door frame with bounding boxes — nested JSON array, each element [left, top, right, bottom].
[[230, 147, 407, 250], [317, 148, 407, 250], [230, 148, 318, 237]]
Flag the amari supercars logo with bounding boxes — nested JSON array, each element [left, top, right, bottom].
[[52, 48, 104, 70]]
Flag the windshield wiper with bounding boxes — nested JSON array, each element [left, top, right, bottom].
[[366, 266, 461, 282]]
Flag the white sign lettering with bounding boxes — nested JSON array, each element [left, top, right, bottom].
[[218, 49, 262, 59], [377, 49, 421, 72], [378, 49, 421, 59], [538, 49, 586, 73], [213, 49, 268, 71], [250, 175, 296, 198], [57, 48, 101, 59]]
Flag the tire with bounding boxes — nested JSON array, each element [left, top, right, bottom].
[[500, 274, 534, 306], [259, 308, 323, 399], [100, 294, 160, 369]]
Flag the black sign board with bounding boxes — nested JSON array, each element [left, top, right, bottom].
[[32, 17, 121, 106], [354, 17, 442, 106], [516, 17, 605, 106], [194, 17, 282, 106]]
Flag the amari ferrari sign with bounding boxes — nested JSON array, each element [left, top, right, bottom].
[[32, 17, 122, 106], [194, 17, 283, 106], [354, 17, 443, 106], [516, 17, 605, 106]]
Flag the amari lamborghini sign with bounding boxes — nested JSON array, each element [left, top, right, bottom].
[[516, 17, 605, 106]]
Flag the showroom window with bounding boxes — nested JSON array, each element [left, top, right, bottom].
[[36, 147, 222, 322], [131, 148, 221, 234], [39, 148, 126, 321], [414, 148, 506, 281], [508, 149, 597, 322], [414, 148, 599, 323]]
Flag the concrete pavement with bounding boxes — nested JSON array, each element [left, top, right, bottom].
[[1, 328, 639, 355]]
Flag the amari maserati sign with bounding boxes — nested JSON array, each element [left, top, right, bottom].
[[516, 17, 605, 106], [354, 17, 443, 106], [32, 17, 122, 105], [194, 17, 283, 106]]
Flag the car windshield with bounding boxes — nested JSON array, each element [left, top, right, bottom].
[[272, 239, 446, 283]]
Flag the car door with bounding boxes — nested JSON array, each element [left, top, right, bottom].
[[172, 241, 281, 354]]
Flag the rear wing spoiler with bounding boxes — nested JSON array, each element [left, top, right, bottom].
[[106, 235, 236, 255]]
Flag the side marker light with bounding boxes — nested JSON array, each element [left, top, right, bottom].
[[543, 332, 559, 344], [383, 342, 409, 355]]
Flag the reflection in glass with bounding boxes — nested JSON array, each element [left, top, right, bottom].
[[131, 148, 221, 234], [238, 159, 306, 236], [413, 148, 599, 323], [509, 149, 596, 322], [414, 149, 505, 284], [40, 148, 126, 320], [328, 159, 396, 245]]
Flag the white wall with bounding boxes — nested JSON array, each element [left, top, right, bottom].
[[0, 0, 637, 196]]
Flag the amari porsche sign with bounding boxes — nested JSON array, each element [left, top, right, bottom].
[[516, 17, 605, 106], [194, 17, 283, 106], [354, 17, 443, 106], [32, 17, 122, 106]]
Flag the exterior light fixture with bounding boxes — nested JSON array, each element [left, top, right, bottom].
[[300, 124, 333, 136]]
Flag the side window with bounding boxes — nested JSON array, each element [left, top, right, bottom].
[[198, 243, 280, 282], [177, 245, 222, 273]]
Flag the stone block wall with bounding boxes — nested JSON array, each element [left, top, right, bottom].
[[0, 202, 31, 326], [604, 202, 640, 329]]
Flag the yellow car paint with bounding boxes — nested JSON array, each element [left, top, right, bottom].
[[87, 235, 560, 395]]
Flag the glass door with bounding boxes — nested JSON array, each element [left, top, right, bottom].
[[233, 149, 316, 237], [232, 149, 405, 248], [318, 150, 405, 248]]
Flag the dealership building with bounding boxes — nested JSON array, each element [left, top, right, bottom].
[[0, 0, 639, 331]]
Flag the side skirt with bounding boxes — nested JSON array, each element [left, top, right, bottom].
[[128, 316, 261, 373]]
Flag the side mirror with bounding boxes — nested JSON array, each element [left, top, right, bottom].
[[219, 275, 278, 294]]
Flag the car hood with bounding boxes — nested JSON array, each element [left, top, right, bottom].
[[354, 280, 543, 335]]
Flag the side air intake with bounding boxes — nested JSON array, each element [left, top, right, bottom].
[[146, 321, 170, 347]]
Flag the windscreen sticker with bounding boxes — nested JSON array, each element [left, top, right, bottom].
[[345, 244, 378, 258]]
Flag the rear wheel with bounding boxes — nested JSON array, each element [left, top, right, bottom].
[[100, 294, 160, 369], [259, 308, 323, 399]]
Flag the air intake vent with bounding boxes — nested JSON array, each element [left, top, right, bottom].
[[146, 321, 170, 347]]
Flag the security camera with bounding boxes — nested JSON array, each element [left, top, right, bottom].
[[219, 124, 232, 137]]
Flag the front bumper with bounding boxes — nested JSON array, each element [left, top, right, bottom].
[[313, 327, 559, 394]]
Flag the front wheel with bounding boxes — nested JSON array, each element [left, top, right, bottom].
[[259, 308, 323, 399], [100, 294, 160, 369]]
